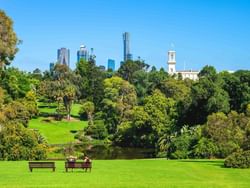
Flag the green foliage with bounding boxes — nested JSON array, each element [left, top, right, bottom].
[[79, 101, 95, 126], [0, 10, 19, 67], [144, 89, 177, 136], [117, 60, 149, 83], [184, 66, 230, 125], [39, 79, 76, 120], [203, 111, 249, 158], [114, 90, 178, 150], [0, 67, 33, 99], [63, 85, 76, 120], [102, 76, 137, 133], [0, 122, 47, 160], [224, 150, 250, 168], [220, 70, 250, 112], [0, 87, 4, 109], [76, 59, 106, 110], [3, 101, 31, 127], [114, 106, 154, 147], [193, 137, 218, 158], [168, 126, 201, 159], [198, 65, 217, 81], [85, 120, 108, 140]]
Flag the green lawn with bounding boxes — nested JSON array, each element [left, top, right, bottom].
[[29, 117, 87, 144], [0, 160, 250, 188], [38, 102, 81, 117]]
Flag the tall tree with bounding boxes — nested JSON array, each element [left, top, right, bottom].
[[63, 85, 76, 120], [117, 60, 149, 83], [76, 59, 105, 110], [0, 10, 19, 68], [184, 66, 230, 125], [102, 76, 137, 133], [79, 101, 95, 127], [220, 70, 250, 112]]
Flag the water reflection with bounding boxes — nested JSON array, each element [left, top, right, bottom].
[[75, 144, 156, 159]]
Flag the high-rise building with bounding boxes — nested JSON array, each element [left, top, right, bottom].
[[49, 62, 55, 72], [123, 32, 133, 62], [99, 65, 106, 71], [57, 48, 70, 67], [77, 45, 89, 62], [107, 59, 115, 71]]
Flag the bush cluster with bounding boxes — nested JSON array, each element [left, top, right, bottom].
[[224, 150, 250, 168]]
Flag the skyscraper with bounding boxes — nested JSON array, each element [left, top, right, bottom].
[[107, 59, 115, 71], [57, 48, 70, 67], [49, 62, 55, 72], [77, 45, 89, 62], [123, 32, 133, 62]]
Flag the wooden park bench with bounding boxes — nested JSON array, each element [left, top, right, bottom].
[[65, 161, 92, 172], [29, 162, 56, 172]]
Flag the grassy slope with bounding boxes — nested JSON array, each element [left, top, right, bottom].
[[29, 118, 87, 144], [38, 102, 82, 117], [0, 160, 250, 188], [29, 102, 86, 144]]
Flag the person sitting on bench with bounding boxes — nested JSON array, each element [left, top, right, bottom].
[[84, 156, 91, 163]]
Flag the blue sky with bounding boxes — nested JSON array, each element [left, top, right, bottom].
[[1, 0, 250, 72]]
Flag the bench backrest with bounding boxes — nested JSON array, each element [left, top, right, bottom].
[[29, 162, 55, 168], [65, 162, 92, 168]]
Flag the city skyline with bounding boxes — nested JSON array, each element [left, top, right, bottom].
[[1, 0, 250, 72]]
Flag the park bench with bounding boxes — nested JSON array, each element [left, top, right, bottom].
[[29, 162, 56, 172], [65, 161, 92, 172]]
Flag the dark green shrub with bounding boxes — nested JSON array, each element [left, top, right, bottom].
[[193, 138, 218, 158], [85, 120, 108, 140], [168, 134, 192, 159], [224, 150, 250, 168], [70, 130, 78, 134]]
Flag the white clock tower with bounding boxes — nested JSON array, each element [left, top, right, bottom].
[[167, 50, 176, 75]]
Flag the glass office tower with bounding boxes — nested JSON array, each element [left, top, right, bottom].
[[57, 48, 70, 67], [107, 59, 115, 71]]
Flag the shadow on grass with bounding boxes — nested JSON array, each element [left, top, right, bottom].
[[179, 160, 225, 168], [64, 171, 91, 173]]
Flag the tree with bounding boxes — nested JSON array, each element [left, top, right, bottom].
[[131, 70, 149, 104], [0, 67, 33, 99], [114, 106, 154, 147], [76, 59, 105, 110], [168, 126, 201, 159], [102, 76, 137, 134], [0, 87, 4, 109], [184, 66, 230, 125], [220, 70, 250, 112], [117, 60, 149, 83], [63, 85, 76, 120], [0, 122, 47, 160], [144, 89, 177, 153], [198, 65, 217, 81], [148, 67, 169, 94], [79, 101, 95, 127], [144, 90, 177, 136], [202, 111, 249, 158], [3, 101, 31, 127], [0, 10, 19, 68]]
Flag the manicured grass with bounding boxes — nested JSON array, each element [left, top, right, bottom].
[[70, 103, 82, 117], [0, 160, 250, 188], [38, 102, 81, 117], [29, 117, 87, 144]]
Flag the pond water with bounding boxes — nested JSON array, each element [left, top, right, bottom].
[[75, 144, 156, 159]]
